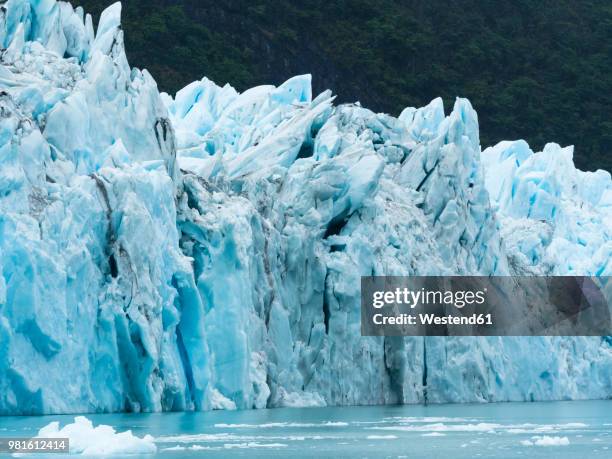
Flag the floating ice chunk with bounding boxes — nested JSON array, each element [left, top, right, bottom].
[[223, 442, 288, 449], [212, 421, 345, 429], [520, 435, 570, 446], [370, 423, 502, 432], [35, 416, 156, 455]]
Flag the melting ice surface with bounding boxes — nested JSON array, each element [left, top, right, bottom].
[[0, 400, 611, 458], [0, 0, 610, 416]]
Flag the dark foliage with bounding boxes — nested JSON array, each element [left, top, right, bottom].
[[74, 0, 612, 171]]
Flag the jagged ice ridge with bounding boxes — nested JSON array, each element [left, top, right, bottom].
[[0, 0, 610, 414]]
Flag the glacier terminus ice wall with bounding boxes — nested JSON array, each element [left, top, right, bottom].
[[0, 0, 610, 415]]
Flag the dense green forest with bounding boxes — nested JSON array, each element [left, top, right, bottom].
[[74, 0, 611, 172]]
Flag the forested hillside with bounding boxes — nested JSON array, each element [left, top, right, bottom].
[[74, 0, 612, 171]]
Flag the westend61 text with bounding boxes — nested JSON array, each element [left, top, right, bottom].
[[372, 313, 493, 326]]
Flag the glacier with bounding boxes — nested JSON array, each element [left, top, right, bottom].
[[0, 0, 610, 415]]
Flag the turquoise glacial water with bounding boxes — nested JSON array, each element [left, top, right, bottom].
[[0, 400, 611, 458]]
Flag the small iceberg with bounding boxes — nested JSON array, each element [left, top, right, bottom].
[[520, 435, 570, 447], [34, 416, 156, 455]]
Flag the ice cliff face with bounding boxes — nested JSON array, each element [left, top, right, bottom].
[[0, 1, 610, 415]]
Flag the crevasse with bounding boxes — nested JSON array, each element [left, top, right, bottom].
[[0, 0, 610, 415]]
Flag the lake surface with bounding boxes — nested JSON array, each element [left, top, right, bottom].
[[0, 400, 611, 458]]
